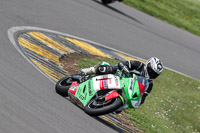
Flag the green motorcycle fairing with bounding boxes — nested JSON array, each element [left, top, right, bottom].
[[74, 74, 122, 107], [71, 74, 148, 109], [74, 79, 96, 106], [120, 74, 148, 108]]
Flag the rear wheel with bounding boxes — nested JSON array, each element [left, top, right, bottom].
[[84, 96, 123, 116], [55, 76, 73, 97]]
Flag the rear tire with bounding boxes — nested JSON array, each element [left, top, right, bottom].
[[84, 97, 123, 116], [55, 76, 73, 97]]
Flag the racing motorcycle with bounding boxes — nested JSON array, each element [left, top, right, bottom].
[[101, 0, 123, 5], [55, 71, 148, 116]]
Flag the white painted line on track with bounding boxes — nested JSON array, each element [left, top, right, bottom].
[[8, 26, 199, 81], [8, 27, 57, 84]]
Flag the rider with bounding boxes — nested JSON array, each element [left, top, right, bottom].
[[81, 57, 163, 107]]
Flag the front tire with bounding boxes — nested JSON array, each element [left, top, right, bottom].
[[55, 76, 73, 97], [84, 97, 123, 116]]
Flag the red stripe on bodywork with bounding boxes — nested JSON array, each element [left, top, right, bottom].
[[138, 82, 145, 96], [99, 75, 110, 90], [68, 81, 79, 95], [105, 91, 119, 101], [100, 80, 105, 90]]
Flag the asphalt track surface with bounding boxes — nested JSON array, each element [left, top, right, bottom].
[[1, 0, 200, 133]]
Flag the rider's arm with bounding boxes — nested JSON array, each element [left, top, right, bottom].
[[118, 60, 144, 71], [140, 81, 153, 105]]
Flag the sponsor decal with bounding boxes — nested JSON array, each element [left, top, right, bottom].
[[100, 80, 104, 90], [99, 75, 109, 90], [129, 78, 133, 91], [98, 75, 106, 90], [102, 80, 108, 90], [78, 85, 87, 101], [79, 93, 87, 101], [103, 75, 108, 79], [114, 76, 119, 86], [135, 99, 140, 107], [68, 86, 78, 95], [70, 86, 77, 91], [68, 81, 79, 95]]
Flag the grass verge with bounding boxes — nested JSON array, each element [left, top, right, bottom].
[[77, 57, 200, 133], [123, 0, 200, 36]]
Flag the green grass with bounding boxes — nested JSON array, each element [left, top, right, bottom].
[[78, 58, 200, 133], [125, 69, 200, 133], [78, 57, 120, 69], [123, 0, 200, 36]]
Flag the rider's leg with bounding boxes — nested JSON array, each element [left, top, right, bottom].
[[81, 65, 118, 75], [96, 65, 118, 75]]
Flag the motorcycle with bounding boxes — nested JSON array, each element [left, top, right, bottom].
[[101, 0, 123, 5], [55, 71, 149, 116]]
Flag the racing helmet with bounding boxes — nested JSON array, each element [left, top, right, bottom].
[[144, 57, 163, 80]]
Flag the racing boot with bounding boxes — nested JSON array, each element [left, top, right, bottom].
[[81, 67, 96, 75]]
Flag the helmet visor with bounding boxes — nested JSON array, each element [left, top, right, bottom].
[[147, 63, 159, 79]]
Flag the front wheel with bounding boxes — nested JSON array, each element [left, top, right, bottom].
[[84, 97, 123, 116], [55, 76, 73, 97]]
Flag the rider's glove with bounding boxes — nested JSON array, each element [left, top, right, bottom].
[[118, 62, 130, 76], [140, 92, 148, 104]]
